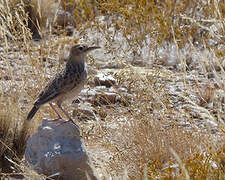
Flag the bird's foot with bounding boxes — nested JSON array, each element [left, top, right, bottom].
[[53, 118, 78, 127], [47, 118, 65, 125], [67, 118, 78, 126]]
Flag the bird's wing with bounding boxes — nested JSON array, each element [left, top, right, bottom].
[[34, 73, 63, 106], [34, 69, 83, 106], [57, 62, 86, 94]]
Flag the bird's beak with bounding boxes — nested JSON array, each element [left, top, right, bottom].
[[85, 46, 101, 53]]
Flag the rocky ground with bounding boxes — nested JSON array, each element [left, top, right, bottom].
[[0, 30, 224, 179], [0, 0, 224, 179]]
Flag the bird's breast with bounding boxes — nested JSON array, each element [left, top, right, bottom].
[[61, 63, 87, 102]]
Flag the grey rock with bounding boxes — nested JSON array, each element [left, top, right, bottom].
[[25, 119, 97, 180]]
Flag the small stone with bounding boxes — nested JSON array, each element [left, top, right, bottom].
[[130, 58, 146, 67], [94, 74, 116, 88], [65, 25, 74, 36], [92, 92, 117, 106], [99, 63, 125, 69], [73, 105, 96, 121]]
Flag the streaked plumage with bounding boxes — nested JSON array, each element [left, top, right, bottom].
[[27, 44, 100, 122]]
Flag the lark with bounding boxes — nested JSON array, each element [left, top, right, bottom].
[[26, 44, 100, 123]]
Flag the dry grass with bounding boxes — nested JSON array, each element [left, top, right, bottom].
[[0, 0, 224, 179], [85, 67, 225, 179]]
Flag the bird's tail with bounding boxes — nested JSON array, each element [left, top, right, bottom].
[[26, 106, 39, 121]]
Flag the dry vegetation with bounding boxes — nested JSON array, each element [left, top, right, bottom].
[[0, 0, 224, 179]]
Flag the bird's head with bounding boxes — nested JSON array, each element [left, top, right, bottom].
[[69, 44, 100, 61]]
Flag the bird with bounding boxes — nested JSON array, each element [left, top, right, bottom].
[[26, 44, 100, 123]]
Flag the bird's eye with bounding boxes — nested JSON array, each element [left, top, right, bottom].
[[78, 46, 84, 50]]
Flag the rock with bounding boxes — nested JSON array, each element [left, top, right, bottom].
[[81, 88, 117, 106], [80, 86, 132, 106], [56, 8, 75, 27], [25, 119, 97, 180], [127, 57, 147, 67], [94, 73, 116, 87], [98, 63, 125, 69], [73, 104, 96, 121], [65, 25, 74, 36], [92, 91, 117, 106]]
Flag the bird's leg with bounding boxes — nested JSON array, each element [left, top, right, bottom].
[[56, 103, 76, 124], [49, 103, 63, 119]]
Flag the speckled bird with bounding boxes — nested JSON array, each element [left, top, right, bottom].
[[26, 44, 100, 123]]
